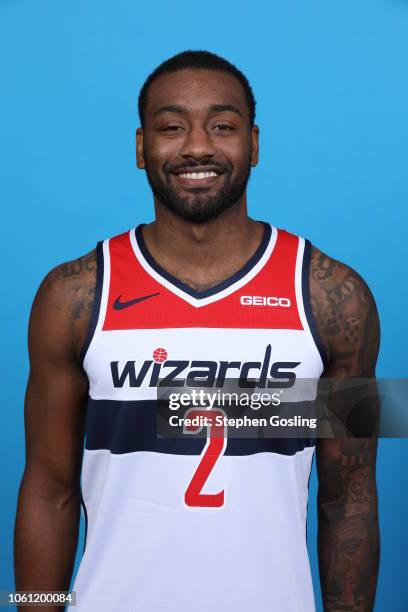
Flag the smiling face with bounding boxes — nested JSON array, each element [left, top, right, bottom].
[[136, 69, 259, 223]]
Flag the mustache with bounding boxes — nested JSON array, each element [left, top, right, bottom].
[[163, 160, 231, 175]]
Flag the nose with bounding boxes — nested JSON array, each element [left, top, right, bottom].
[[179, 125, 217, 161]]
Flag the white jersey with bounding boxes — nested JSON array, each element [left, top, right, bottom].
[[73, 222, 326, 611]]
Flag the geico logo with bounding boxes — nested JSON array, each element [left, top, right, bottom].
[[240, 295, 291, 307]]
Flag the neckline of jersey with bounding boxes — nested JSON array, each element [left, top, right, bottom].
[[133, 221, 272, 300]]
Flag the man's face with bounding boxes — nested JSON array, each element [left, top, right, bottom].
[[136, 69, 259, 223]]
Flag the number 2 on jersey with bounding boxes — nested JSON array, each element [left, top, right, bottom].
[[184, 409, 227, 508]]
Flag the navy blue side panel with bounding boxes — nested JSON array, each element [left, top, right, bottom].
[[135, 221, 272, 299], [84, 398, 315, 456], [80, 491, 89, 552], [79, 241, 104, 365], [304, 449, 315, 543], [302, 239, 328, 369]]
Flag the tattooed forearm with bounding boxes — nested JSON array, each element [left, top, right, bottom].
[[311, 246, 380, 611], [317, 439, 379, 612]]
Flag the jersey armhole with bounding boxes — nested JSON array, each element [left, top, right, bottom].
[[300, 238, 329, 370], [79, 240, 104, 366]]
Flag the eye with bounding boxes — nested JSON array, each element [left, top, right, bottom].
[[159, 125, 184, 132], [213, 124, 234, 131]]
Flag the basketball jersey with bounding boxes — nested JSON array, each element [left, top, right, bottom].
[[73, 221, 326, 612]]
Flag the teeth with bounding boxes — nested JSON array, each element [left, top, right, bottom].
[[179, 171, 218, 179]]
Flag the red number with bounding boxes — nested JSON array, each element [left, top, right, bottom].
[[184, 409, 227, 508]]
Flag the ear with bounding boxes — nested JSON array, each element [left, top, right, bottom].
[[250, 125, 259, 167], [136, 128, 145, 169]]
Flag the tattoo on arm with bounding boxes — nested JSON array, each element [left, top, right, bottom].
[[41, 249, 97, 359], [317, 438, 379, 612], [60, 250, 97, 278], [58, 251, 97, 322], [310, 247, 380, 611], [310, 247, 380, 377]]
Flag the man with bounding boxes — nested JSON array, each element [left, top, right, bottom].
[[15, 51, 379, 611]]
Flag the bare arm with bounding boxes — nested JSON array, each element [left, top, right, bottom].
[[14, 251, 96, 610], [310, 247, 380, 612]]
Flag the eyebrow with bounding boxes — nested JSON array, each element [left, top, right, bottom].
[[209, 104, 242, 117], [152, 105, 187, 118], [152, 103, 243, 119]]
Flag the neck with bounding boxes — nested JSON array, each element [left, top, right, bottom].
[[141, 198, 265, 292]]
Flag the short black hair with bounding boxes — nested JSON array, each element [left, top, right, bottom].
[[138, 50, 256, 128]]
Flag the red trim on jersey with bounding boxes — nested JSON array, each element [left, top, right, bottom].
[[102, 229, 303, 330]]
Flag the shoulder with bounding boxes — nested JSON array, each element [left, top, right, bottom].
[[36, 249, 97, 318], [308, 244, 380, 376], [29, 249, 98, 361]]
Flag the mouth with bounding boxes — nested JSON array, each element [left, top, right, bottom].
[[178, 170, 218, 179], [171, 167, 224, 188]]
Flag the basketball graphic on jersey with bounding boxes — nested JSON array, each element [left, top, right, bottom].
[[153, 347, 167, 363]]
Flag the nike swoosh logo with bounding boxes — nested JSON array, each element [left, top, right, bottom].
[[113, 292, 160, 310]]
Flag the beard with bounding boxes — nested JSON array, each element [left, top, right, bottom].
[[143, 156, 252, 223]]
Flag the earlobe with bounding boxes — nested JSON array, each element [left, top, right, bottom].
[[136, 128, 145, 169]]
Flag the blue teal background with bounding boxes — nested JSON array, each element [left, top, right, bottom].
[[1, 0, 407, 609]]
